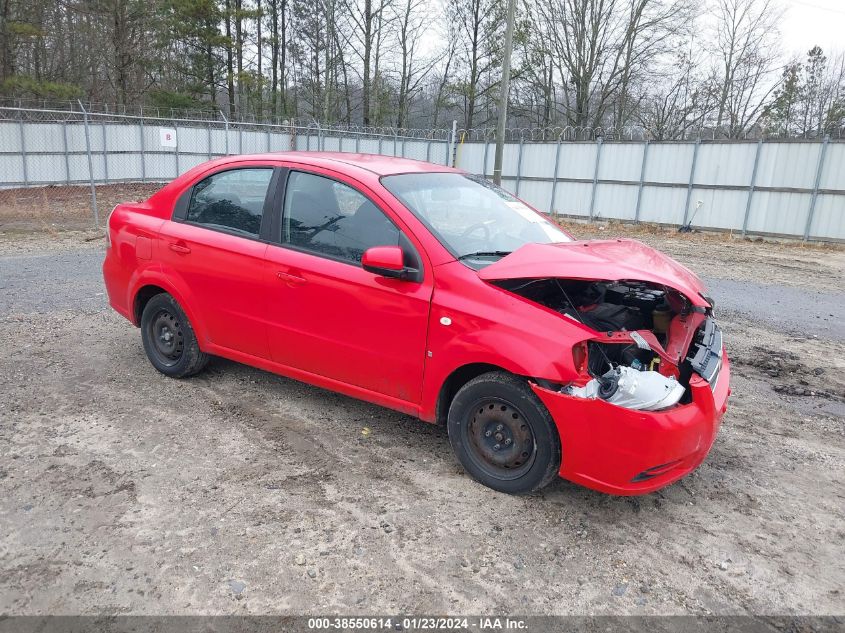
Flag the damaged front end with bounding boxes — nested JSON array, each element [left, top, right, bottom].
[[494, 276, 723, 412], [477, 241, 729, 493]]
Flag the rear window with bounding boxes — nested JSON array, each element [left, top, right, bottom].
[[186, 168, 274, 238]]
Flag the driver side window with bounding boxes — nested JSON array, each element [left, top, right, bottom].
[[282, 171, 400, 264]]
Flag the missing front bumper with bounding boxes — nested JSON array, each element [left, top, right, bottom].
[[531, 352, 731, 495]]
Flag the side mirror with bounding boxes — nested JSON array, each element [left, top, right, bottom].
[[362, 245, 418, 281]]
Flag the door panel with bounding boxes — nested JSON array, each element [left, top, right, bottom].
[[158, 166, 278, 359], [264, 245, 431, 402], [264, 169, 433, 403], [158, 221, 269, 358]]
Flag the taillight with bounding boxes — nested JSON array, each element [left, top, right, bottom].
[[572, 342, 588, 375]]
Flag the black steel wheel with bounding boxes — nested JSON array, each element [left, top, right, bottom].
[[140, 293, 209, 378], [447, 371, 561, 494], [466, 398, 536, 480], [147, 308, 185, 367]]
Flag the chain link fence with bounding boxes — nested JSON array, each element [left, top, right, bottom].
[[0, 103, 455, 231], [2, 102, 843, 241]]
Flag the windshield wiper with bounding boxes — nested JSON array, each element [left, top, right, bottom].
[[457, 250, 512, 261]]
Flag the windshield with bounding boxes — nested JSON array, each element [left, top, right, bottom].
[[381, 173, 571, 264]]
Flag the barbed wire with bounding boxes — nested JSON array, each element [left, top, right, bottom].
[[0, 98, 840, 142], [0, 101, 452, 141], [458, 124, 842, 142]]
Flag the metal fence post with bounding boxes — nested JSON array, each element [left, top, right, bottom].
[[238, 126, 243, 154], [355, 135, 361, 153], [220, 110, 230, 155], [207, 122, 213, 159], [634, 140, 650, 223], [741, 139, 763, 236], [174, 122, 180, 177], [18, 110, 29, 186], [77, 100, 99, 226], [548, 137, 562, 215], [394, 131, 399, 156], [62, 120, 71, 184], [482, 138, 490, 178], [425, 139, 431, 162], [449, 120, 458, 167], [101, 120, 109, 183], [266, 127, 272, 152], [515, 138, 524, 196], [401, 137, 406, 158], [682, 139, 701, 226], [588, 137, 603, 221], [139, 116, 147, 182], [804, 136, 830, 241]]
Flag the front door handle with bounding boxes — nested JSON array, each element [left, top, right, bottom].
[[169, 243, 191, 254], [276, 271, 306, 286]]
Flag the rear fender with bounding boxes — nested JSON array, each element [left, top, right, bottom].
[[128, 267, 210, 346]]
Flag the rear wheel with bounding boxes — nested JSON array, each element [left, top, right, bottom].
[[447, 371, 561, 494], [140, 293, 209, 378]]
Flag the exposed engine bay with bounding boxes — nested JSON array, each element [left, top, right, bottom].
[[495, 278, 720, 411]]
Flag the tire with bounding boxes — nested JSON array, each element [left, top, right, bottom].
[[447, 371, 561, 494], [140, 293, 209, 378]]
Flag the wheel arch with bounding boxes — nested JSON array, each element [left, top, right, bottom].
[[133, 284, 168, 325], [434, 362, 514, 426], [128, 273, 209, 348]]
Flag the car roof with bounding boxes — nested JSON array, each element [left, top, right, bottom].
[[219, 152, 461, 177]]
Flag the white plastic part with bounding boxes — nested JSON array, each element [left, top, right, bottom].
[[564, 366, 685, 412]]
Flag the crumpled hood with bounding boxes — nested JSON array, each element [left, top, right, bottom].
[[478, 239, 709, 307]]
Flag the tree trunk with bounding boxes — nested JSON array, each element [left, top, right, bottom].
[[280, 0, 286, 116], [270, 0, 279, 117], [362, 0, 372, 125], [235, 0, 243, 114], [225, 0, 236, 118], [257, 0, 263, 118], [0, 0, 12, 82]]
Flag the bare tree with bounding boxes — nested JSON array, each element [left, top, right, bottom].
[[448, 0, 505, 128], [344, 0, 392, 124], [636, 46, 718, 139], [431, 31, 457, 128], [529, 0, 692, 129], [266, 0, 288, 117], [390, 0, 442, 127], [711, 0, 782, 137]]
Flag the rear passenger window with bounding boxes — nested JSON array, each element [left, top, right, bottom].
[[283, 171, 400, 264], [186, 168, 273, 237]]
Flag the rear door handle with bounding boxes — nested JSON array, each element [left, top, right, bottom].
[[169, 243, 191, 254], [276, 270, 306, 286]]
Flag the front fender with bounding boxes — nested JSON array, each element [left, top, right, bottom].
[[420, 278, 583, 421]]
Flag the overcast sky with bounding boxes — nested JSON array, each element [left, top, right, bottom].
[[781, 0, 845, 56]]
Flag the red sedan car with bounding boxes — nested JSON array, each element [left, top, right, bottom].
[[103, 153, 730, 495]]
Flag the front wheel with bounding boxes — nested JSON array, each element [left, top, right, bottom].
[[140, 293, 209, 378], [447, 371, 561, 494]]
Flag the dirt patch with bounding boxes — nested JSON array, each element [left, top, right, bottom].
[[0, 183, 162, 231], [557, 219, 845, 292], [732, 345, 844, 401], [0, 230, 843, 617]]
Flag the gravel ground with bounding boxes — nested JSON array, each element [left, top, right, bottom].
[[0, 226, 843, 617]]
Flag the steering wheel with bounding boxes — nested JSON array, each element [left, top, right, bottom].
[[460, 222, 492, 242]]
